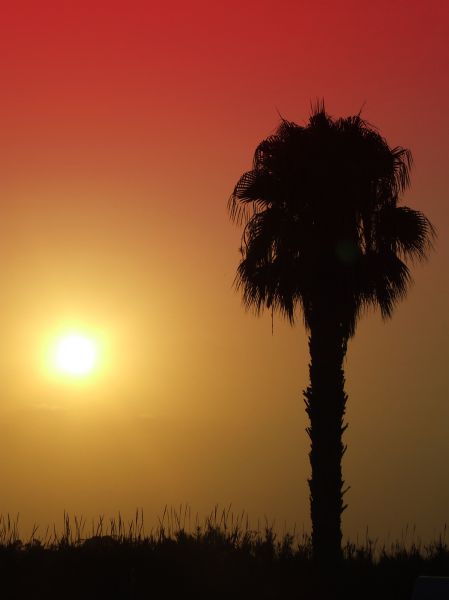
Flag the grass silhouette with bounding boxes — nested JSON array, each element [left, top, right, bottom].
[[0, 508, 447, 599]]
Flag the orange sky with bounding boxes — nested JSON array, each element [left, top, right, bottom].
[[0, 0, 448, 542]]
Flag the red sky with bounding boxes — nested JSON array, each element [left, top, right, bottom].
[[0, 0, 448, 542]]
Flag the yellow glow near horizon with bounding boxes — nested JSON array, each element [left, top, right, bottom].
[[54, 334, 98, 376]]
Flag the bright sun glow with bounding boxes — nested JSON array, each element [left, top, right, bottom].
[[54, 334, 98, 376]]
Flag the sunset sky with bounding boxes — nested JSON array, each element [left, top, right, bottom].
[[0, 0, 448, 542]]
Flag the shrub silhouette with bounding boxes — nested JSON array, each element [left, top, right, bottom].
[[0, 510, 448, 599]]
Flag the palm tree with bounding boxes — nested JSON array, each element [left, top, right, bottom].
[[228, 103, 435, 567]]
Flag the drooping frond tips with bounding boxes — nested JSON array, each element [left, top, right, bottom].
[[227, 190, 246, 226], [406, 208, 437, 262], [377, 205, 437, 264], [391, 146, 413, 193], [426, 216, 437, 253], [227, 170, 262, 226]]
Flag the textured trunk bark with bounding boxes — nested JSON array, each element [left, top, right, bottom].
[[304, 305, 349, 569]]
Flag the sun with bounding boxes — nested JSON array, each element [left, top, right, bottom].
[[54, 334, 98, 376]]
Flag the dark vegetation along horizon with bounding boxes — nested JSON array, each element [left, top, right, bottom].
[[0, 508, 448, 599]]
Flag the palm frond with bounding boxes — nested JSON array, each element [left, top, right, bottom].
[[375, 206, 436, 261], [359, 252, 411, 319], [228, 171, 271, 225], [391, 146, 413, 193]]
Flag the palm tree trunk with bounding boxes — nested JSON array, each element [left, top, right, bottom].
[[304, 305, 349, 568]]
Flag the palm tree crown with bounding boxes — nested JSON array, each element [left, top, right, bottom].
[[228, 105, 435, 337]]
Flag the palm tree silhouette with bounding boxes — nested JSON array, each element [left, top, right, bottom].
[[228, 103, 435, 567]]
